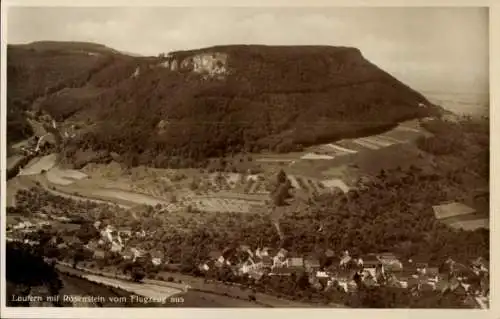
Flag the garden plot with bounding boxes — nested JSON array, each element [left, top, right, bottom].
[[244, 178, 269, 195], [19, 154, 58, 176], [321, 179, 350, 193], [291, 176, 324, 194]]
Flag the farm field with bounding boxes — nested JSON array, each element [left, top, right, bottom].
[[19, 153, 58, 176], [447, 218, 489, 231], [6, 119, 437, 216], [46, 166, 88, 185]]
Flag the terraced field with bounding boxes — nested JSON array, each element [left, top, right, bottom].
[[313, 124, 425, 159]]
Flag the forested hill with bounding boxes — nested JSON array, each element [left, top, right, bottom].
[[8, 42, 441, 168]]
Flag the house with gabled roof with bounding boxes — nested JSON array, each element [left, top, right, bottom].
[[377, 252, 403, 272], [361, 254, 381, 268], [121, 248, 134, 260], [93, 249, 106, 259], [151, 251, 163, 266]]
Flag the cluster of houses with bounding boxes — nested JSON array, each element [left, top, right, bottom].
[[83, 221, 167, 266], [5, 214, 490, 305], [198, 246, 489, 297]]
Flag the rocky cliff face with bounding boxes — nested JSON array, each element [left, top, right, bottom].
[[160, 51, 229, 79]]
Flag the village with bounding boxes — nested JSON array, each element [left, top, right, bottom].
[[5, 208, 490, 309]]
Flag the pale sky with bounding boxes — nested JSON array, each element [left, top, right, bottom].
[[7, 6, 489, 94]]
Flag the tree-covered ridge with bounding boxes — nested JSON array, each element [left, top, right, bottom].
[[8, 42, 440, 167]]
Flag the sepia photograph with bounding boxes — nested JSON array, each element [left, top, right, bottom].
[[1, 1, 492, 315]]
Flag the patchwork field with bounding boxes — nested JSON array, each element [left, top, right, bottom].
[[6, 119, 437, 215]]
